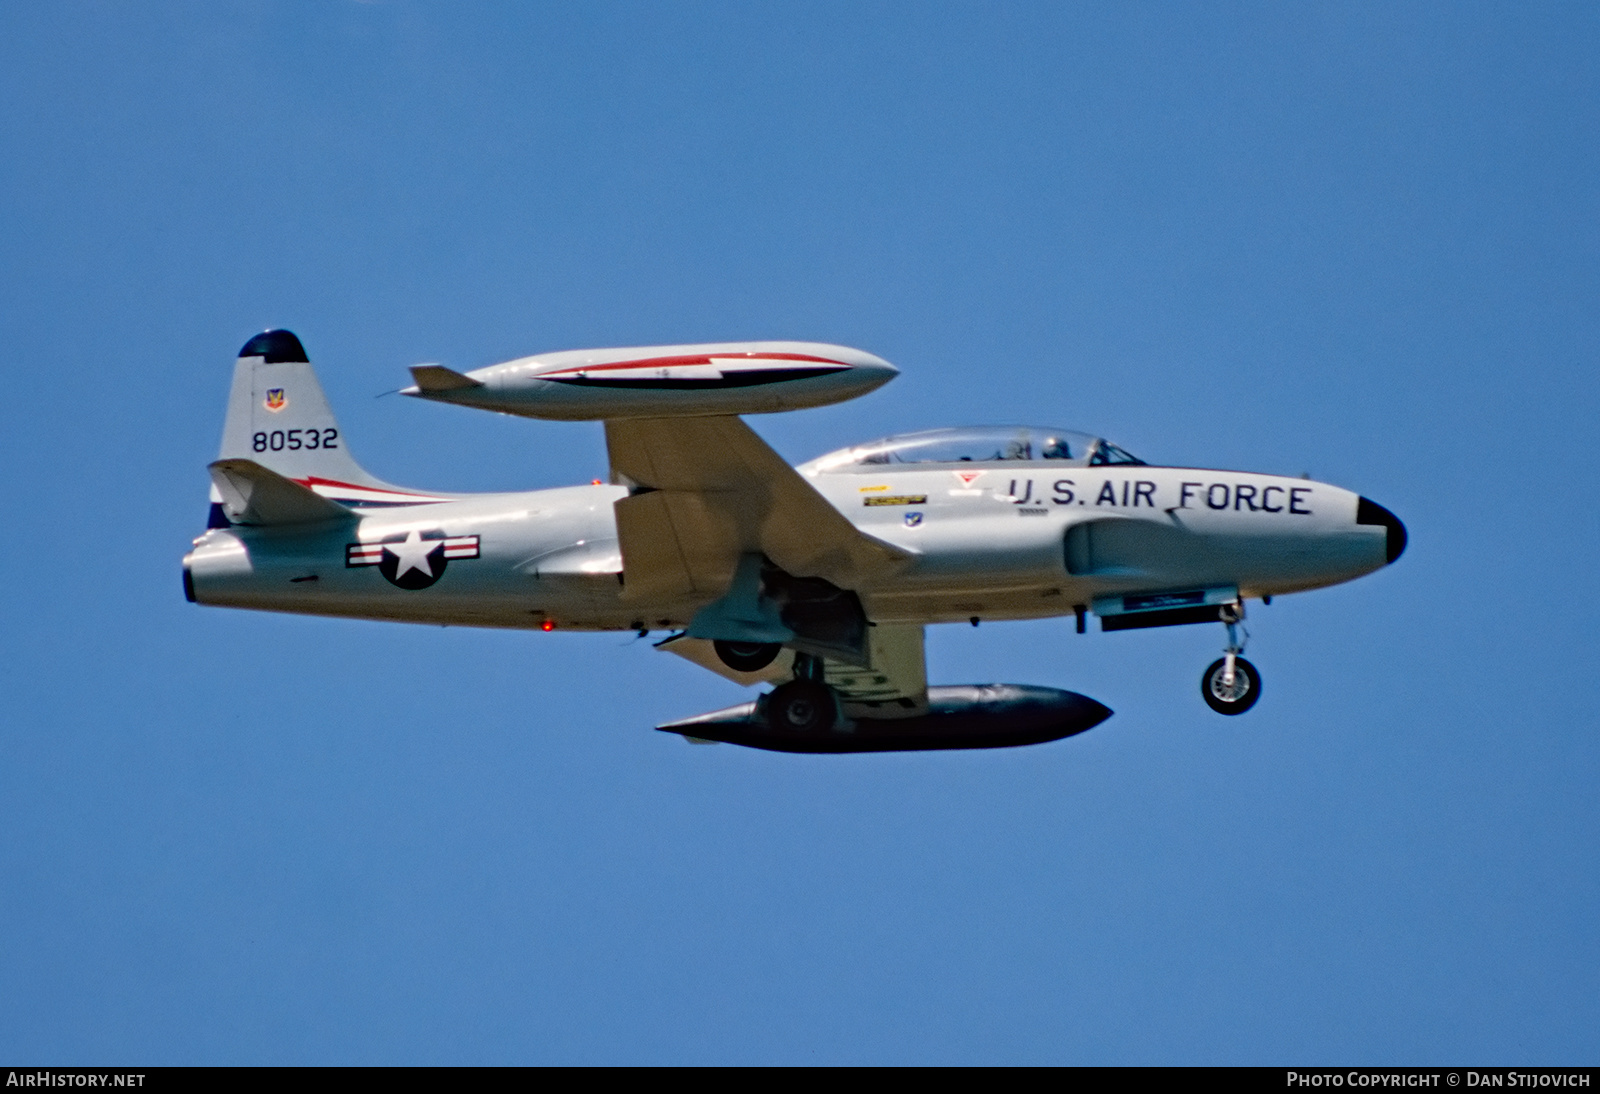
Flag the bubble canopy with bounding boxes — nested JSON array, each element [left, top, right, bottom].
[[803, 426, 1146, 472]]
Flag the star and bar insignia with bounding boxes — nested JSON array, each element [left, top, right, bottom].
[[346, 528, 480, 590]]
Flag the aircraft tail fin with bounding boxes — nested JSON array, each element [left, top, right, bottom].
[[208, 330, 447, 527], [218, 330, 386, 484]]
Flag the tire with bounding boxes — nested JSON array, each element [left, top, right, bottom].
[[1201, 656, 1261, 715], [714, 640, 782, 673], [764, 679, 837, 733]]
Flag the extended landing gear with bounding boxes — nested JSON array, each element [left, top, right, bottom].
[[1201, 604, 1261, 715], [765, 679, 838, 732], [1202, 655, 1260, 714], [714, 639, 781, 672], [763, 651, 839, 733]]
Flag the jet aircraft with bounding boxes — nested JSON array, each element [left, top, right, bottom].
[[183, 330, 1406, 752]]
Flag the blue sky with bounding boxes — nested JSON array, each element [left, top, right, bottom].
[[1, 1, 1596, 1064]]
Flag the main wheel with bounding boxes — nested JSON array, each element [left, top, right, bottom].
[[714, 640, 782, 672], [1201, 656, 1261, 715], [764, 679, 837, 733]]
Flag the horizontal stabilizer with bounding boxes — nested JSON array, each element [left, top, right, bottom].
[[406, 365, 484, 393], [208, 459, 354, 526]]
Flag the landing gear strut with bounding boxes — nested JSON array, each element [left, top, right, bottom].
[[1201, 604, 1260, 715]]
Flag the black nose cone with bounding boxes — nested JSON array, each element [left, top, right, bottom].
[[239, 329, 308, 363], [1357, 497, 1407, 564]]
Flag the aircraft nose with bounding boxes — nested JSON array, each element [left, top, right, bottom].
[[1356, 497, 1407, 564]]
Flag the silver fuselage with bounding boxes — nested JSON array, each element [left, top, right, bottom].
[[185, 462, 1389, 631]]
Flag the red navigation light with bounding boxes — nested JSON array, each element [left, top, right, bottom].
[[541, 620, 556, 632]]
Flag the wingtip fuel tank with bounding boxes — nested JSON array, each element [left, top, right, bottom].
[[656, 684, 1113, 753], [399, 341, 898, 420]]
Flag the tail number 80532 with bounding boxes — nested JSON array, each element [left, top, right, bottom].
[[253, 429, 338, 452]]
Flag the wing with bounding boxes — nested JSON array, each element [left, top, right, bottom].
[[656, 623, 929, 718], [823, 623, 929, 718], [604, 416, 911, 605]]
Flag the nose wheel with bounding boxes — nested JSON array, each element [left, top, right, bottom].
[[1202, 655, 1260, 714], [1201, 604, 1261, 715]]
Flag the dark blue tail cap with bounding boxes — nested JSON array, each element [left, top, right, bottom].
[[239, 329, 308, 363]]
